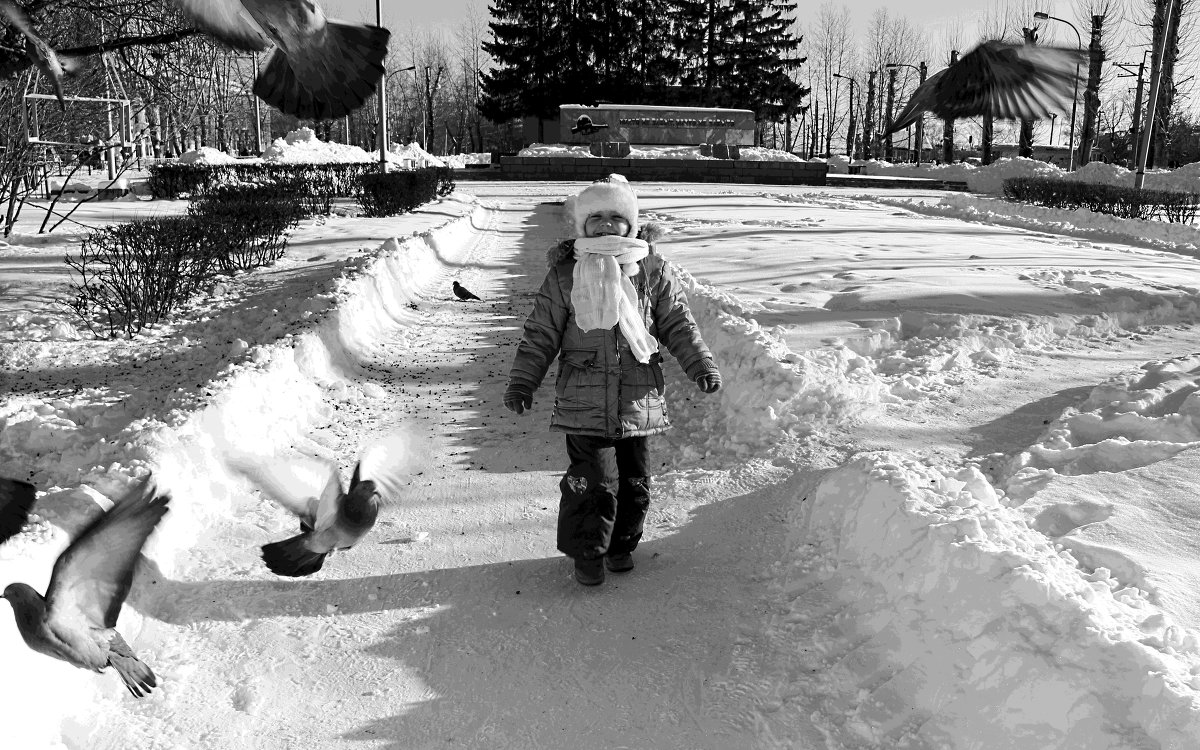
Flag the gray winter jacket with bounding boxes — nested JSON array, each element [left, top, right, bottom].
[[506, 224, 716, 439]]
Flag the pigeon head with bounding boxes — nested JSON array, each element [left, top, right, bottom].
[[1, 582, 45, 621]]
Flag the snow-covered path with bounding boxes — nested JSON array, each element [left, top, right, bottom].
[[81, 191, 808, 749], [10, 181, 1200, 748]]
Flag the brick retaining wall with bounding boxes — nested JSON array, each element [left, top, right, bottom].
[[497, 156, 828, 185]]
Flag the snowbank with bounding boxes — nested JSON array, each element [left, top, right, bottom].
[[517, 142, 813, 163], [800, 452, 1200, 746], [262, 127, 382, 164], [389, 140, 446, 168], [0, 199, 491, 749], [178, 147, 239, 166], [870, 193, 1200, 258]]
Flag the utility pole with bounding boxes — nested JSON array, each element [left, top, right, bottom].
[[885, 67, 897, 161], [942, 50, 958, 162], [1115, 52, 1148, 169], [864, 70, 876, 160], [833, 73, 856, 158], [1136, 0, 1178, 187]]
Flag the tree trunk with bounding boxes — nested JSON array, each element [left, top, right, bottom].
[[1019, 28, 1037, 158], [1151, 0, 1181, 168], [982, 113, 994, 164], [151, 105, 163, 158], [864, 71, 876, 160], [1077, 15, 1105, 167], [943, 50, 958, 163]]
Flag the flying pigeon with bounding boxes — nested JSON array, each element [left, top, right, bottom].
[[885, 40, 1087, 136], [0, 476, 37, 545], [1, 475, 169, 698], [230, 429, 427, 577], [452, 281, 481, 301], [0, 0, 77, 107], [170, 0, 390, 120]]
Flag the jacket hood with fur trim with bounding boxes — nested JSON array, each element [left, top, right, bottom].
[[546, 222, 666, 268]]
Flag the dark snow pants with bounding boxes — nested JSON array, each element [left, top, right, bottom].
[[557, 434, 651, 560]]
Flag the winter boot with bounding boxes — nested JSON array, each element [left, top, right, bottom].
[[605, 552, 635, 573], [574, 557, 605, 586]]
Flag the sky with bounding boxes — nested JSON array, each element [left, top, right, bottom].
[[324, 0, 1033, 43], [4, 138, 1200, 746], [324, 0, 488, 29]]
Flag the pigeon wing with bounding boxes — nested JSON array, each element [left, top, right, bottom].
[[885, 68, 946, 136], [257, 20, 389, 120], [937, 40, 1084, 121], [171, 0, 270, 52], [356, 427, 432, 504], [0, 476, 38, 545], [234, 454, 343, 529], [45, 476, 169, 630]]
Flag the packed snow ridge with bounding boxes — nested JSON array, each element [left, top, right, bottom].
[[6, 154, 1200, 744]]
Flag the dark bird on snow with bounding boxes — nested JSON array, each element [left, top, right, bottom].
[[885, 40, 1087, 136], [0, 476, 38, 545], [171, 0, 390, 120], [0, 0, 79, 108], [230, 430, 427, 577], [1, 475, 169, 698], [452, 281, 481, 301]]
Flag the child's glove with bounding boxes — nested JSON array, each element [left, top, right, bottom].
[[504, 385, 533, 414], [688, 358, 722, 394], [695, 370, 722, 394]]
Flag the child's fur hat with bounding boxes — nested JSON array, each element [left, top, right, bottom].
[[567, 174, 639, 238]]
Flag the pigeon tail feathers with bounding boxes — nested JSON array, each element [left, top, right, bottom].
[[107, 630, 156, 698], [0, 476, 38, 544], [261, 533, 328, 577], [253, 21, 388, 119]]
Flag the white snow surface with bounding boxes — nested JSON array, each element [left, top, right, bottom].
[[4, 167, 1200, 747]]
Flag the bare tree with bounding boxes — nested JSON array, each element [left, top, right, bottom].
[[806, 2, 854, 156], [452, 6, 490, 153], [863, 8, 925, 160]]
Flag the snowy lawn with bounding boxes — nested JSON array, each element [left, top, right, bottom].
[[2, 176, 1200, 747]]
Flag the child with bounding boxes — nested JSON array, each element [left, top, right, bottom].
[[504, 174, 721, 586]]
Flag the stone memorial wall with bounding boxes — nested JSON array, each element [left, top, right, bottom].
[[557, 104, 756, 146]]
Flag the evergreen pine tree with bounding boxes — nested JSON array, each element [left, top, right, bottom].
[[726, 0, 808, 136], [479, 0, 573, 124], [673, 0, 740, 106]]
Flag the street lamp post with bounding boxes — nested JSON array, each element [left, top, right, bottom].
[[424, 65, 431, 151], [1049, 112, 1058, 145], [375, 0, 388, 172], [884, 67, 897, 161], [1034, 11, 1082, 171], [833, 72, 857, 159], [886, 61, 927, 164]]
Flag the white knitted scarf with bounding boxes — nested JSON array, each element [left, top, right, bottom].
[[571, 235, 658, 363]]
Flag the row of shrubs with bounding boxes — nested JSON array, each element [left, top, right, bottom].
[[147, 161, 455, 204], [1002, 177, 1200, 224], [65, 183, 309, 337], [68, 166, 455, 338], [147, 162, 376, 199]]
